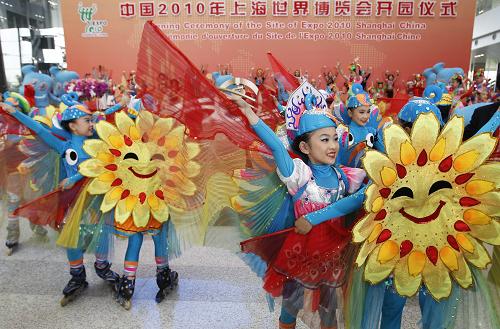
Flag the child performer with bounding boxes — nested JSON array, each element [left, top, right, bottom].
[[1, 95, 119, 306], [236, 82, 367, 329]]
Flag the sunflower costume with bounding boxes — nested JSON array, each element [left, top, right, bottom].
[[347, 112, 500, 329]]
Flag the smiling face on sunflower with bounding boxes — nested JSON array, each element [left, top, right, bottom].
[[79, 111, 200, 229], [353, 112, 499, 300]]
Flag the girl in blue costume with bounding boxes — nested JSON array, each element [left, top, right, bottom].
[[335, 84, 386, 169], [100, 96, 178, 310], [236, 82, 367, 329], [1, 96, 119, 306]]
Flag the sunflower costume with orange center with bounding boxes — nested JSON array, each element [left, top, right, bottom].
[[347, 112, 500, 329], [62, 109, 245, 309]]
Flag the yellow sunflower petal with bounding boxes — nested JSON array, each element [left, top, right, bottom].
[[365, 245, 397, 284], [164, 126, 185, 149], [429, 137, 446, 162], [96, 151, 115, 164], [469, 218, 500, 245], [100, 187, 123, 213], [463, 209, 491, 225], [129, 125, 141, 141], [422, 260, 451, 300], [87, 178, 112, 195], [393, 257, 422, 297], [185, 161, 201, 178], [450, 253, 472, 289], [465, 180, 495, 195], [97, 172, 115, 183], [115, 111, 135, 136], [132, 201, 150, 228], [147, 194, 160, 210], [355, 241, 377, 266], [439, 246, 459, 271], [186, 142, 201, 160], [362, 150, 395, 187], [383, 123, 411, 164], [364, 183, 379, 213], [79, 159, 106, 177], [136, 111, 155, 135], [437, 115, 464, 156], [115, 198, 133, 224], [408, 251, 426, 276], [353, 214, 376, 243], [108, 135, 124, 149], [150, 199, 170, 222], [163, 188, 188, 209], [83, 139, 108, 157], [367, 223, 383, 243], [153, 117, 175, 136], [380, 167, 397, 187], [453, 133, 496, 173], [462, 236, 491, 269], [473, 192, 500, 217], [400, 141, 416, 165], [166, 175, 197, 196], [472, 163, 500, 187], [95, 120, 120, 145], [410, 112, 440, 154], [456, 233, 475, 253], [377, 240, 399, 264]]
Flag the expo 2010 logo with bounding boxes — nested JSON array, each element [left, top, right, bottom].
[[78, 2, 109, 38]]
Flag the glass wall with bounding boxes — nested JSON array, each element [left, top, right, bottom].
[[0, 0, 65, 90]]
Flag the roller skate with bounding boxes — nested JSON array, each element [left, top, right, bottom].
[[30, 223, 49, 242], [5, 219, 20, 256], [115, 275, 135, 310], [155, 267, 178, 303], [60, 267, 88, 306], [5, 241, 18, 256], [94, 261, 119, 292]]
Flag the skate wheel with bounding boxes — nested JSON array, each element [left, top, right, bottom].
[[155, 291, 165, 304], [60, 295, 73, 307], [5, 248, 13, 256], [60, 283, 88, 307], [116, 296, 132, 310]]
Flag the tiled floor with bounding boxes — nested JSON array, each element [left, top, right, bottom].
[[0, 218, 421, 329]]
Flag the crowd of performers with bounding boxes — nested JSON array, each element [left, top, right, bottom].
[[0, 21, 498, 329]]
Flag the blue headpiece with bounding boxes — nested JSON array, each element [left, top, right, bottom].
[[347, 83, 372, 109], [61, 92, 91, 121], [398, 85, 444, 125]]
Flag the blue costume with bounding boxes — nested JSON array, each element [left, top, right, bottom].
[[335, 84, 386, 168], [237, 82, 367, 329], [4, 95, 119, 305]]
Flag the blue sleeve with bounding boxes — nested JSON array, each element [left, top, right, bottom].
[[11, 110, 65, 154], [252, 119, 295, 177], [66, 173, 83, 186], [374, 129, 385, 153], [305, 185, 366, 225], [104, 103, 123, 115]]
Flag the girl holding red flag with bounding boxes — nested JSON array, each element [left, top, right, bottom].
[[235, 82, 366, 329]]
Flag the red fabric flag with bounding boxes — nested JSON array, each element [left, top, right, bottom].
[[136, 21, 262, 151], [267, 52, 300, 92]]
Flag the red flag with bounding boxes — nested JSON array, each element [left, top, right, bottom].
[[267, 52, 300, 92], [13, 179, 86, 230], [136, 21, 261, 151]]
